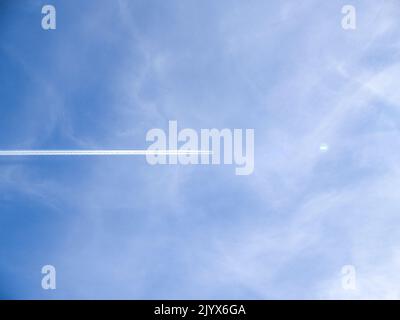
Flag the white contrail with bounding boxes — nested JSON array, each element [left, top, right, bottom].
[[0, 150, 212, 156]]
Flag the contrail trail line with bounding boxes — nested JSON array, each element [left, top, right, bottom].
[[0, 150, 212, 156]]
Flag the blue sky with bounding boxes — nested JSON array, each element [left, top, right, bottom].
[[1, 0, 400, 299]]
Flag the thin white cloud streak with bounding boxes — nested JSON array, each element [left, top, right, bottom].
[[0, 150, 211, 156]]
